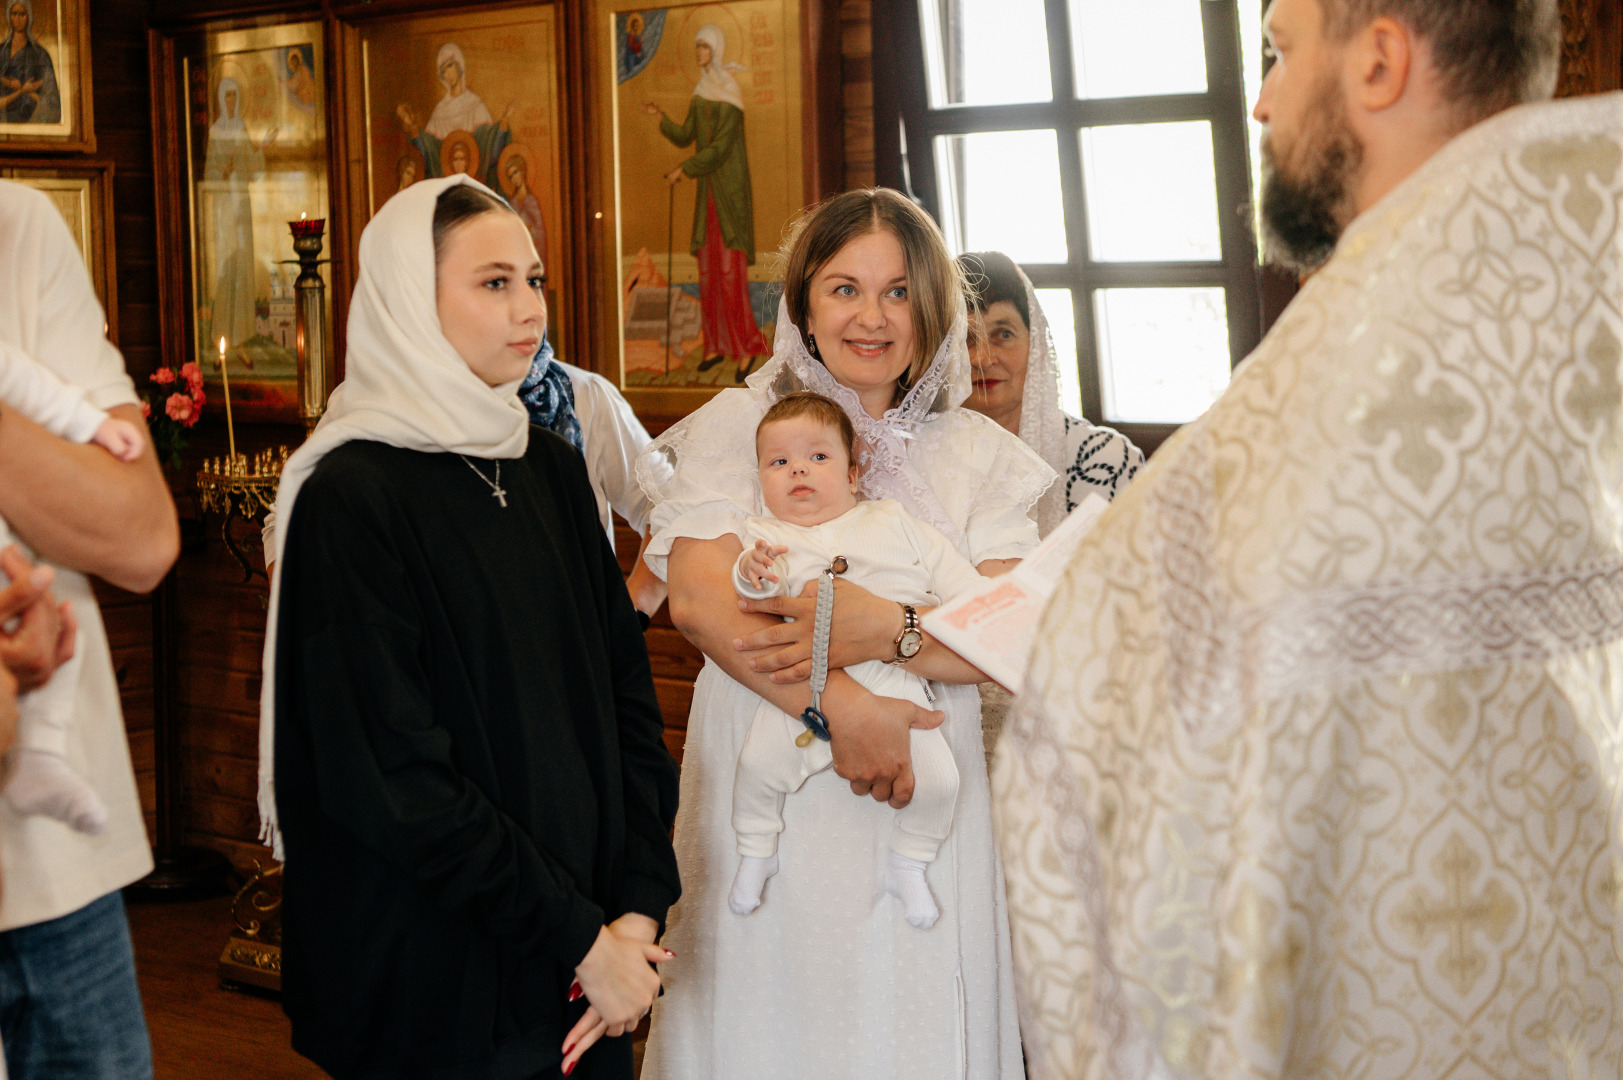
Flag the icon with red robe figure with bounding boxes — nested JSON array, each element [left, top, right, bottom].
[[644, 22, 770, 383]]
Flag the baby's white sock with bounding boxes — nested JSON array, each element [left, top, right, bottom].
[[728, 853, 779, 915], [885, 851, 939, 929], [4, 749, 108, 835]]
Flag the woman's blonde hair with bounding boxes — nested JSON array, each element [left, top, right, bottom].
[[780, 188, 963, 396]]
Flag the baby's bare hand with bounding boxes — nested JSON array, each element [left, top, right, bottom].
[[742, 540, 785, 586], [92, 417, 146, 463]]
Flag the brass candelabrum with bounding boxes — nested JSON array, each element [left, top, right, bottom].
[[287, 216, 330, 434], [195, 447, 290, 582]]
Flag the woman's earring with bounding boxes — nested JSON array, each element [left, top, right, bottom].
[[807, 333, 821, 361]]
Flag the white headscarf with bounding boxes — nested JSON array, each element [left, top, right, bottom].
[[211, 77, 245, 137], [1012, 270, 1068, 536], [257, 174, 531, 858], [692, 24, 746, 112], [426, 42, 493, 139]]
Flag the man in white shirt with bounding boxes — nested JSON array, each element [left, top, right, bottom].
[[0, 181, 180, 1080]]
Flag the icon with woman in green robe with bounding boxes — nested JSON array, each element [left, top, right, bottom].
[[644, 23, 770, 382]]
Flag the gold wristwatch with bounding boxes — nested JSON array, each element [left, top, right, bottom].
[[890, 604, 923, 664]]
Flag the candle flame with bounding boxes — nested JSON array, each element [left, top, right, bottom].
[[218, 336, 226, 356], [300, 211, 307, 221]]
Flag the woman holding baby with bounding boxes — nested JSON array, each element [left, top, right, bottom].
[[639, 188, 1053, 1080]]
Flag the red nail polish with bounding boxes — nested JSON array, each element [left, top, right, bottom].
[[563, 1061, 576, 1076], [567, 982, 583, 1002], [563, 1040, 575, 1056], [664, 948, 675, 958]]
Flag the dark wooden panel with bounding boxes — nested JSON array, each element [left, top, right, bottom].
[[177, 625, 265, 676], [184, 748, 259, 802], [179, 668, 262, 715], [646, 626, 704, 683], [184, 707, 260, 760], [654, 676, 694, 733], [188, 791, 261, 841], [841, 0, 875, 189], [128, 728, 155, 774]]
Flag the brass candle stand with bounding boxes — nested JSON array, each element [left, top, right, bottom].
[[286, 216, 331, 433], [196, 447, 290, 582]]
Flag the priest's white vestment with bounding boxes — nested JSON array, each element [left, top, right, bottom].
[[994, 92, 1623, 1080]]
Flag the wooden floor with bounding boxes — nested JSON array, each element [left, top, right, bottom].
[[127, 890, 649, 1078], [126, 891, 324, 1079]]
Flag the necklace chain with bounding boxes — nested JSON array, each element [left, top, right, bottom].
[[458, 455, 508, 508]]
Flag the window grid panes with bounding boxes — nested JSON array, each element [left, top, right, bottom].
[[909, 0, 1261, 432]]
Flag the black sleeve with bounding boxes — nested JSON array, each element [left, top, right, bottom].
[[281, 472, 606, 966], [552, 433, 682, 930]]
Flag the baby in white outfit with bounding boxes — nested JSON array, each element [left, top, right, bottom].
[[0, 341, 144, 834], [728, 393, 986, 929]]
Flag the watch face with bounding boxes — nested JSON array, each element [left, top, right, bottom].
[[899, 629, 924, 658]]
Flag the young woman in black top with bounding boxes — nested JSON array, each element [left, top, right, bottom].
[[265, 176, 679, 1079]]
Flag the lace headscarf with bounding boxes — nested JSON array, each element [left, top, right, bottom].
[[640, 292, 974, 543], [1012, 270, 1069, 536], [743, 294, 972, 539]]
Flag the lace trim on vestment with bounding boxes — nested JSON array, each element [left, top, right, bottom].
[[1152, 432, 1623, 749]]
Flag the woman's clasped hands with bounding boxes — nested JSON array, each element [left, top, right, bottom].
[[561, 913, 671, 1075]]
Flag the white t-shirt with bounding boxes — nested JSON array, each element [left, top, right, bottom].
[[0, 181, 153, 931], [559, 361, 655, 544]]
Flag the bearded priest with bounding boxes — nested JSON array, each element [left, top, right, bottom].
[[993, 1, 1623, 1078]]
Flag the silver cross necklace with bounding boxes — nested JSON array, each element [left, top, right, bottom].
[[458, 455, 508, 508]]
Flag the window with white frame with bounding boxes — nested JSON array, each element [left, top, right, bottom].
[[886, 0, 1268, 440]]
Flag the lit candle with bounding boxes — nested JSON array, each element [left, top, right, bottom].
[[217, 336, 237, 462]]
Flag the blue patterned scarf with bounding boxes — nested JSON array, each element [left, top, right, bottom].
[[517, 336, 583, 452]]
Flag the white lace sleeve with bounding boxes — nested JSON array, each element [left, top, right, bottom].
[[926, 411, 1052, 564], [634, 388, 770, 581]]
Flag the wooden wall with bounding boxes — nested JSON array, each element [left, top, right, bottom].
[[1559, 0, 1623, 98], [841, 0, 874, 189]]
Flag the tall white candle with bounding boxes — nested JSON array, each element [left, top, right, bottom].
[[218, 336, 237, 462]]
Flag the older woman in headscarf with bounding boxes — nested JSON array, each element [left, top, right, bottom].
[[263, 175, 680, 1080], [959, 251, 1142, 537]]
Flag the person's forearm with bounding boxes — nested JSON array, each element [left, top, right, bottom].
[[0, 402, 179, 591], [626, 531, 668, 615], [908, 624, 989, 684]]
